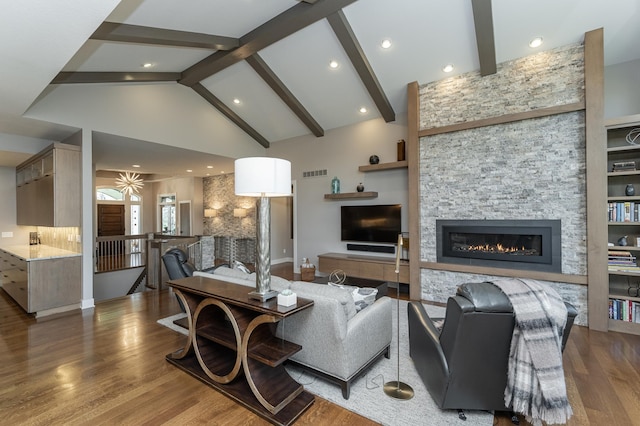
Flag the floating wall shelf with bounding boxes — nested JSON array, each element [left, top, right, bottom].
[[324, 191, 378, 200], [358, 160, 408, 172]]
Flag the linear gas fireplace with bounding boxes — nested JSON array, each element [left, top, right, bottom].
[[436, 219, 561, 273]]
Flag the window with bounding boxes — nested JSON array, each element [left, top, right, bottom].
[[159, 194, 176, 235], [97, 188, 124, 201]]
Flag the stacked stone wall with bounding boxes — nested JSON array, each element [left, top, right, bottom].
[[417, 43, 588, 325]]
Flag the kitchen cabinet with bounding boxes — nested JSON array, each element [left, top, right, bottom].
[[0, 246, 81, 317], [16, 143, 81, 227]]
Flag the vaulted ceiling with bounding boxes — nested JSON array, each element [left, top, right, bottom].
[[1, 0, 639, 176]]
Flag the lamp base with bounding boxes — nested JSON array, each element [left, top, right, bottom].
[[248, 289, 279, 301], [383, 381, 414, 400]]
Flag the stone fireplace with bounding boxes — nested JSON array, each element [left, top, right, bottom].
[[415, 42, 589, 325], [436, 219, 561, 273]]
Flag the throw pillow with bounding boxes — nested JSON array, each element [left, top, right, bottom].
[[214, 265, 252, 280], [351, 287, 378, 312], [233, 260, 251, 274]]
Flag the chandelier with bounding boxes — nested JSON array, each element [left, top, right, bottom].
[[115, 172, 144, 195]]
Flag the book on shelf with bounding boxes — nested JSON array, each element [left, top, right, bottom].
[[608, 202, 640, 222], [608, 249, 639, 271], [612, 161, 636, 172], [609, 298, 640, 322], [608, 250, 637, 263], [609, 250, 633, 256]]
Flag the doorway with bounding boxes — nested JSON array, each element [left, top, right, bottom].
[[97, 204, 125, 255], [179, 201, 191, 236]]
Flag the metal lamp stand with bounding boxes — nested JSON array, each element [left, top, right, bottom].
[[384, 233, 414, 400]]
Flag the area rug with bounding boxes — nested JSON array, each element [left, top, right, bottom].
[[157, 302, 494, 426]]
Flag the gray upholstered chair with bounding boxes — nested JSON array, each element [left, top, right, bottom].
[[407, 282, 577, 419]]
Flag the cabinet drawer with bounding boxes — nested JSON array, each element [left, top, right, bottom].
[[2, 276, 28, 311]]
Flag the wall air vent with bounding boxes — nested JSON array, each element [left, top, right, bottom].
[[302, 169, 327, 178]]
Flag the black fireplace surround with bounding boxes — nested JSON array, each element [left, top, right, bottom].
[[436, 219, 562, 273]]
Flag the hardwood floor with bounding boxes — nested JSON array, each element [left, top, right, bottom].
[[1, 264, 640, 425]]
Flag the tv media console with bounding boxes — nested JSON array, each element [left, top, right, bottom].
[[318, 252, 409, 284]]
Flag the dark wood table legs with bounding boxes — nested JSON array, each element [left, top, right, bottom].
[[166, 277, 315, 426]]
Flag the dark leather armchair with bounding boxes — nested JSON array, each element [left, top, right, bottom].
[[407, 282, 578, 414], [161, 248, 220, 311], [162, 248, 196, 280]]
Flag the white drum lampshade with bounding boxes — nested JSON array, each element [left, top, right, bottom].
[[234, 157, 291, 197]]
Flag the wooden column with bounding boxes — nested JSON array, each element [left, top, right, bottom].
[[584, 28, 608, 331], [407, 81, 421, 301]]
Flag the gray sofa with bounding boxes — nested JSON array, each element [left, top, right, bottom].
[[193, 266, 393, 399]]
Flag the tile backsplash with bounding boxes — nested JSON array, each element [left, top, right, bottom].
[[36, 226, 81, 253]]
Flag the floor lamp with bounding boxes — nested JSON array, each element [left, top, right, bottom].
[[383, 232, 414, 400], [234, 157, 291, 301]]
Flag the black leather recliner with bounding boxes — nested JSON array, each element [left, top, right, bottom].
[[162, 247, 196, 280], [407, 282, 578, 414], [161, 248, 220, 311]]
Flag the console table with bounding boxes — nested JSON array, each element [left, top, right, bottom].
[[318, 252, 409, 284], [167, 276, 314, 426]]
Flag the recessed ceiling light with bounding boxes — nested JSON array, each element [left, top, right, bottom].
[[381, 39, 392, 49], [132, 164, 140, 168], [186, 169, 192, 173], [329, 60, 339, 69], [359, 107, 368, 114], [142, 63, 154, 68], [442, 64, 454, 73], [529, 37, 543, 48], [233, 98, 241, 104], [207, 165, 213, 169], [221, 171, 225, 174]]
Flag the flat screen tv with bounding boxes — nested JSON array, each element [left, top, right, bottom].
[[341, 204, 401, 244]]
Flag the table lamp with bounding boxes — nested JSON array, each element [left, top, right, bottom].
[[235, 157, 291, 301]]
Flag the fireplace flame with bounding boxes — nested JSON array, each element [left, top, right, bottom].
[[457, 243, 537, 256], [466, 243, 524, 253]]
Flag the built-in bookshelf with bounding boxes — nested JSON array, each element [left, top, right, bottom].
[[606, 114, 640, 334]]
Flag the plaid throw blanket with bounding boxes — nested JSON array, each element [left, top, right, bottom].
[[490, 278, 572, 426]]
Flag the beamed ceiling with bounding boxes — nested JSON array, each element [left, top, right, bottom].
[[1, 0, 639, 176], [53, 0, 400, 148]]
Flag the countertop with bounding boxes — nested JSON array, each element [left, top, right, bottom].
[[0, 244, 81, 261]]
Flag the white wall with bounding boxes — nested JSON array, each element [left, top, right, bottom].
[[270, 196, 293, 264], [268, 115, 408, 272], [0, 166, 33, 245], [25, 83, 266, 160], [605, 59, 640, 119]]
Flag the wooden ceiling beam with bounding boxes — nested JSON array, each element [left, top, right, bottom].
[[246, 54, 324, 137], [51, 72, 180, 84], [91, 22, 239, 51], [471, 0, 497, 76], [191, 83, 270, 148], [179, 0, 358, 87], [327, 10, 395, 122]]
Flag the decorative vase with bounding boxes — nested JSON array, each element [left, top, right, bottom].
[[357, 183, 364, 192], [331, 176, 340, 194], [397, 139, 406, 161], [626, 184, 635, 196], [369, 155, 379, 165], [618, 235, 628, 246]]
